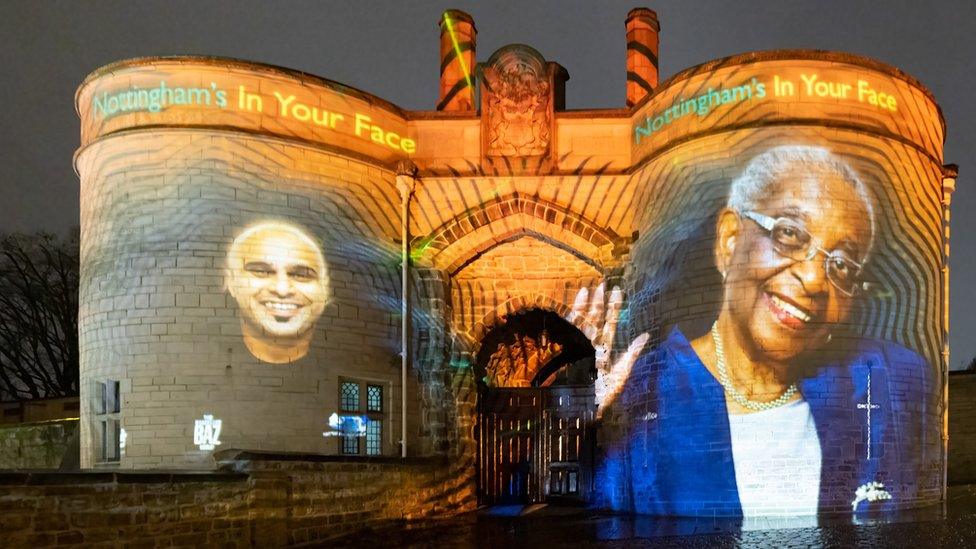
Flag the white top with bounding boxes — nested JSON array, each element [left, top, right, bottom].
[[727, 398, 822, 517]]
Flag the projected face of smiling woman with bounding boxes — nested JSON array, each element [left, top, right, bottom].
[[226, 222, 329, 363], [717, 163, 871, 364]]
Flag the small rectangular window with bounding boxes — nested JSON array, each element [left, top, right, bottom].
[[367, 385, 383, 413], [101, 419, 120, 462], [95, 379, 121, 464], [107, 380, 120, 413], [340, 381, 360, 412], [366, 419, 382, 455], [341, 434, 359, 455], [337, 379, 386, 457], [95, 382, 106, 414]]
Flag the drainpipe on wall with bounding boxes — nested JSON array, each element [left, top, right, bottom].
[[395, 160, 418, 458], [941, 163, 957, 510]]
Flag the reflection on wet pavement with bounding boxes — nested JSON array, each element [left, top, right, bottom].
[[328, 485, 976, 548]]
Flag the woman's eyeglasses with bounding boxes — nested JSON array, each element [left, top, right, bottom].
[[740, 210, 863, 296]]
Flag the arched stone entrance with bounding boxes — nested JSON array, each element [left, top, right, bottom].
[[475, 309, 597, 505]]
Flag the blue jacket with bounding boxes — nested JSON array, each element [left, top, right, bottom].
[[610, 327, 939, 517]]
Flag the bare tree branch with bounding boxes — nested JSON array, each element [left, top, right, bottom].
[[0, 231, 79, 400]]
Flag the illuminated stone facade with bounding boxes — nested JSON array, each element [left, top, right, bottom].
[[76, 9, 953, 516]]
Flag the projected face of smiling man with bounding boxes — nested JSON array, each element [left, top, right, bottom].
[[226, 222, 329, 364]]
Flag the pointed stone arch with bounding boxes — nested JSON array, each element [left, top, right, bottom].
[[469, 293, 600, 355], [414, 192, 628, 274]]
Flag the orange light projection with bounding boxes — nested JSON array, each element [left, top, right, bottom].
[[77, 60, 417, 160], [631, 61, 939, 158]]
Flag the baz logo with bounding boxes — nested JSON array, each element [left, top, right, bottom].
[[193, 414, 223, 451]]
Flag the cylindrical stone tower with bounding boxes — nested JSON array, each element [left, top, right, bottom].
[[613, 51, 949, 515], [75, 58, 419, 468]]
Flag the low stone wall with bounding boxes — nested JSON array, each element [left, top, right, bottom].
[[0, 450, 476, 547], [0, 397, 79, 425], [0, 470, 250, 547], [950, 372, 976, 485], [0, 419, 78, 469]]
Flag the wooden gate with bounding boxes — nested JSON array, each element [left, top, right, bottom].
[[477, 386, 595, 505], [544, 386, 595, 503]]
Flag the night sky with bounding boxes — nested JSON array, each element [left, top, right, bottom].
[[1, 0, 973, 368]]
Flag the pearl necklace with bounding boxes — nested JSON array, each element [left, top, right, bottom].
[[711, 322, 798, 411]]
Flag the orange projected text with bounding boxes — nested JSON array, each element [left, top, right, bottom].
[[354, 114, 415, 154], [781, 73, 898, 111], [273, 92, 345, 128], [240, 84, 413, 152]]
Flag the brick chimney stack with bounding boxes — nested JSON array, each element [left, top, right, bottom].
[[626, 8, 660, 107], [437, 9, 477, 111]]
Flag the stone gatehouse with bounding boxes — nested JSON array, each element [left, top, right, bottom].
[[75, 8, 954, 517]]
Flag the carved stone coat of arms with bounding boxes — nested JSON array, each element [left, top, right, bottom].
[[480, 45, 559, 161]]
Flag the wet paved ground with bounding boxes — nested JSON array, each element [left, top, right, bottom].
[[328, 485, 976, 548]]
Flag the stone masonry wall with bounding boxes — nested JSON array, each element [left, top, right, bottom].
[[0, 452, 476, 547], [77, 131, 416, 468], [0, 398, 80, 425], [950, 372, 976, 485], [601, 125, 947, 514], [451, 237, 603, 341], [0, 470, 252, 547], [0, 420, 77, 469]]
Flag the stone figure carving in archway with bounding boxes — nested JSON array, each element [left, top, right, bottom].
[[485, 331, 563, 387]]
